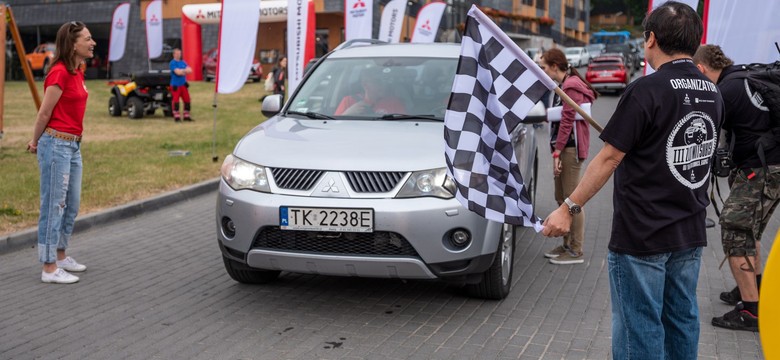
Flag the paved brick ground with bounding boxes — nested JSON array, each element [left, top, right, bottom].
[[0, 97, 771, 359]]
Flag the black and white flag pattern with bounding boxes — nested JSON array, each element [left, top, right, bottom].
[[444, 5, 556, 231]]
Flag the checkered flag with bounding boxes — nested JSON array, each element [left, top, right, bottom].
[[445, 5, 556, 231]]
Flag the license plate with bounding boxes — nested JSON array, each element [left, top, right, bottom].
[[280, 206, 373, 233], [153, 93, 163, 100]]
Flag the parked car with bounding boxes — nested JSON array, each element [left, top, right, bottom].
[[202, 47, 262, 82], [25, 43, 55, 74], [585, 43, 606, 57], [216, 42, 544, 300], [585, 55, 631, 94], [564, 46, 591, 67]]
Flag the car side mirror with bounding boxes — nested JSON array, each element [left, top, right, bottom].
[[522, 100, 547, 124], [261, 94, 283, 118]]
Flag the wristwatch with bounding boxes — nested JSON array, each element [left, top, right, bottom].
[[564, 197, 582, 215]]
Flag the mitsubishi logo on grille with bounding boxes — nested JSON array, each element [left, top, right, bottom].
[[322, 178, 340, 193]]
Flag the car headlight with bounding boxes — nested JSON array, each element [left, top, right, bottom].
[[220, 154, 271, 192], [395, 168, 455, 199]]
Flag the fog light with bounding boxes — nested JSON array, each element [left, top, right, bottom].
[[450, 229, 471, 248], [222, 217, 236, 238]]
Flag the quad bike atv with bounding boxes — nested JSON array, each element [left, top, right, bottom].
[[108, 71, 173, 119]]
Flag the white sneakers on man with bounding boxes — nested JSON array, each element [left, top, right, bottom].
[[41, 268, 79, 284], [56, 256, 87, 272]]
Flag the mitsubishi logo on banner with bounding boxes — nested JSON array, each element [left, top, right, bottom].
[[196, 9, 205, 19], [108, 2, 130, 61], [345, 0, 372, 41], [146, 0, 163, 59], [411, 2, 446, 43]]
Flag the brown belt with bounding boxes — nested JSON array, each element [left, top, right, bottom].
[[45, 127, 81, 142]]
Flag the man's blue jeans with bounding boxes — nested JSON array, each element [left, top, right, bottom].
[[36, 133, 82, 264], [608, 247, 702, 360]]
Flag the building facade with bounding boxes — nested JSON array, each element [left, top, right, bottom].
[[5, 0, 589, 79]]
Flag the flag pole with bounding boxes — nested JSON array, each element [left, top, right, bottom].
[[211, 92, 219, 162], [553, 87, 603, 133]]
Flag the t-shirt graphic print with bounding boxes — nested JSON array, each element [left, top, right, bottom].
[[666, 110, 717, 189]]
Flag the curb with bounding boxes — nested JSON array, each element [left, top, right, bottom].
[[0, 178, 220, 254]]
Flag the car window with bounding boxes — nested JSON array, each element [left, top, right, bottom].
[[565, 48, 581, 55], [590, 65, 621, 71], [287, 57, 457, 120]]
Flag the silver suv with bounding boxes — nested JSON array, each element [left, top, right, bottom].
[[216, 42, 541, 299]]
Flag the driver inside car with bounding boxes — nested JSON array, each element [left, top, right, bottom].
[[335, 67, 407, 116]]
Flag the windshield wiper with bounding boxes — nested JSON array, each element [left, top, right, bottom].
[[378, 114, 442, 121], [286, 110, 334, 120]]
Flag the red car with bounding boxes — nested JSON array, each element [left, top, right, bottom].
[[202, 47, 262, 82], [585, 55, 630, 94]]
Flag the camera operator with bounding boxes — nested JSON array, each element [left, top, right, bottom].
[[694, 45, 780, 332]]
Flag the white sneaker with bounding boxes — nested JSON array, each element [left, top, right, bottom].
[[56, 256, 87, 272], [41, 268, 79, 284]]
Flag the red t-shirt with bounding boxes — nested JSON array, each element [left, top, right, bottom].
[[44, 62, 88, 136]]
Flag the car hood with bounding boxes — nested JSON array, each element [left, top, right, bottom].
[[233, 116, 446, 171]]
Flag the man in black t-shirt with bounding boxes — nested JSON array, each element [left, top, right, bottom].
[[542, 2, 724, 358], [694, 45, 780, 332]]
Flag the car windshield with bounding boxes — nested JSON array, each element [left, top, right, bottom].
[[287, 56, 457, 120], [45, 44, 56, 52], [565, 48, 581, 55]]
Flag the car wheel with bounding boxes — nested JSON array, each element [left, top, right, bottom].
[[222, 256, 280, 284], [127, 97, 144, 119], [108, 96, 122, 116], [466, 223, 515, 300]]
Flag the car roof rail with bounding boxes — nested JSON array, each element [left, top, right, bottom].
[[333, 39, 388, 51]]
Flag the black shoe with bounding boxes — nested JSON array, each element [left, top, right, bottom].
[[720, 286, 741, 305], [712, 304, 758, 332]]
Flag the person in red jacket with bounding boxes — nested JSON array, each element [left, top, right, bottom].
[[539, 48, 598, 265], [27, 21, 96, 284]]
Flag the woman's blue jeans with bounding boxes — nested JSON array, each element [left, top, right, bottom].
[[608, 247, 702, 360], [36, 133, 82, 264]]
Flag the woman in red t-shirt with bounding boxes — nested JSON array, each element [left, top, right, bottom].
[[27, 21, 96, 284]]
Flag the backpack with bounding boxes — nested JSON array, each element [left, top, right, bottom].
[[710, 60, 780, 216], [720, 61, 780, 170]]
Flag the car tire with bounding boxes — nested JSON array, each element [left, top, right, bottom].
[[466, 223, 515, 300], [108, 96, 122, 117], [222, 256, 280, 284], [127, 97, 144, 119]]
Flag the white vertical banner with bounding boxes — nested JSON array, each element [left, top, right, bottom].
[[378, 0, 406, 43], [287, 0, 309, 94], [344, 0, 373, 41], [411, 2, 446, 43], [216, 0, 261, 94], [145, 0, 163, 59], [644, 0, 699, 75], [108, 2, 131, 62], [705, 0, 780, 64]]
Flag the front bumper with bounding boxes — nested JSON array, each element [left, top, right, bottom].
[[216, 180, 503, 280]]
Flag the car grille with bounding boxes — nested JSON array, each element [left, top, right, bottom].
[[252, 227, 420, 257], [345, 171, 406, 193], [270, 168, 324, 191], [269, 168, 406, 193]]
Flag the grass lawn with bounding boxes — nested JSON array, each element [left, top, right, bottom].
[[0, 79, 270, 236]]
